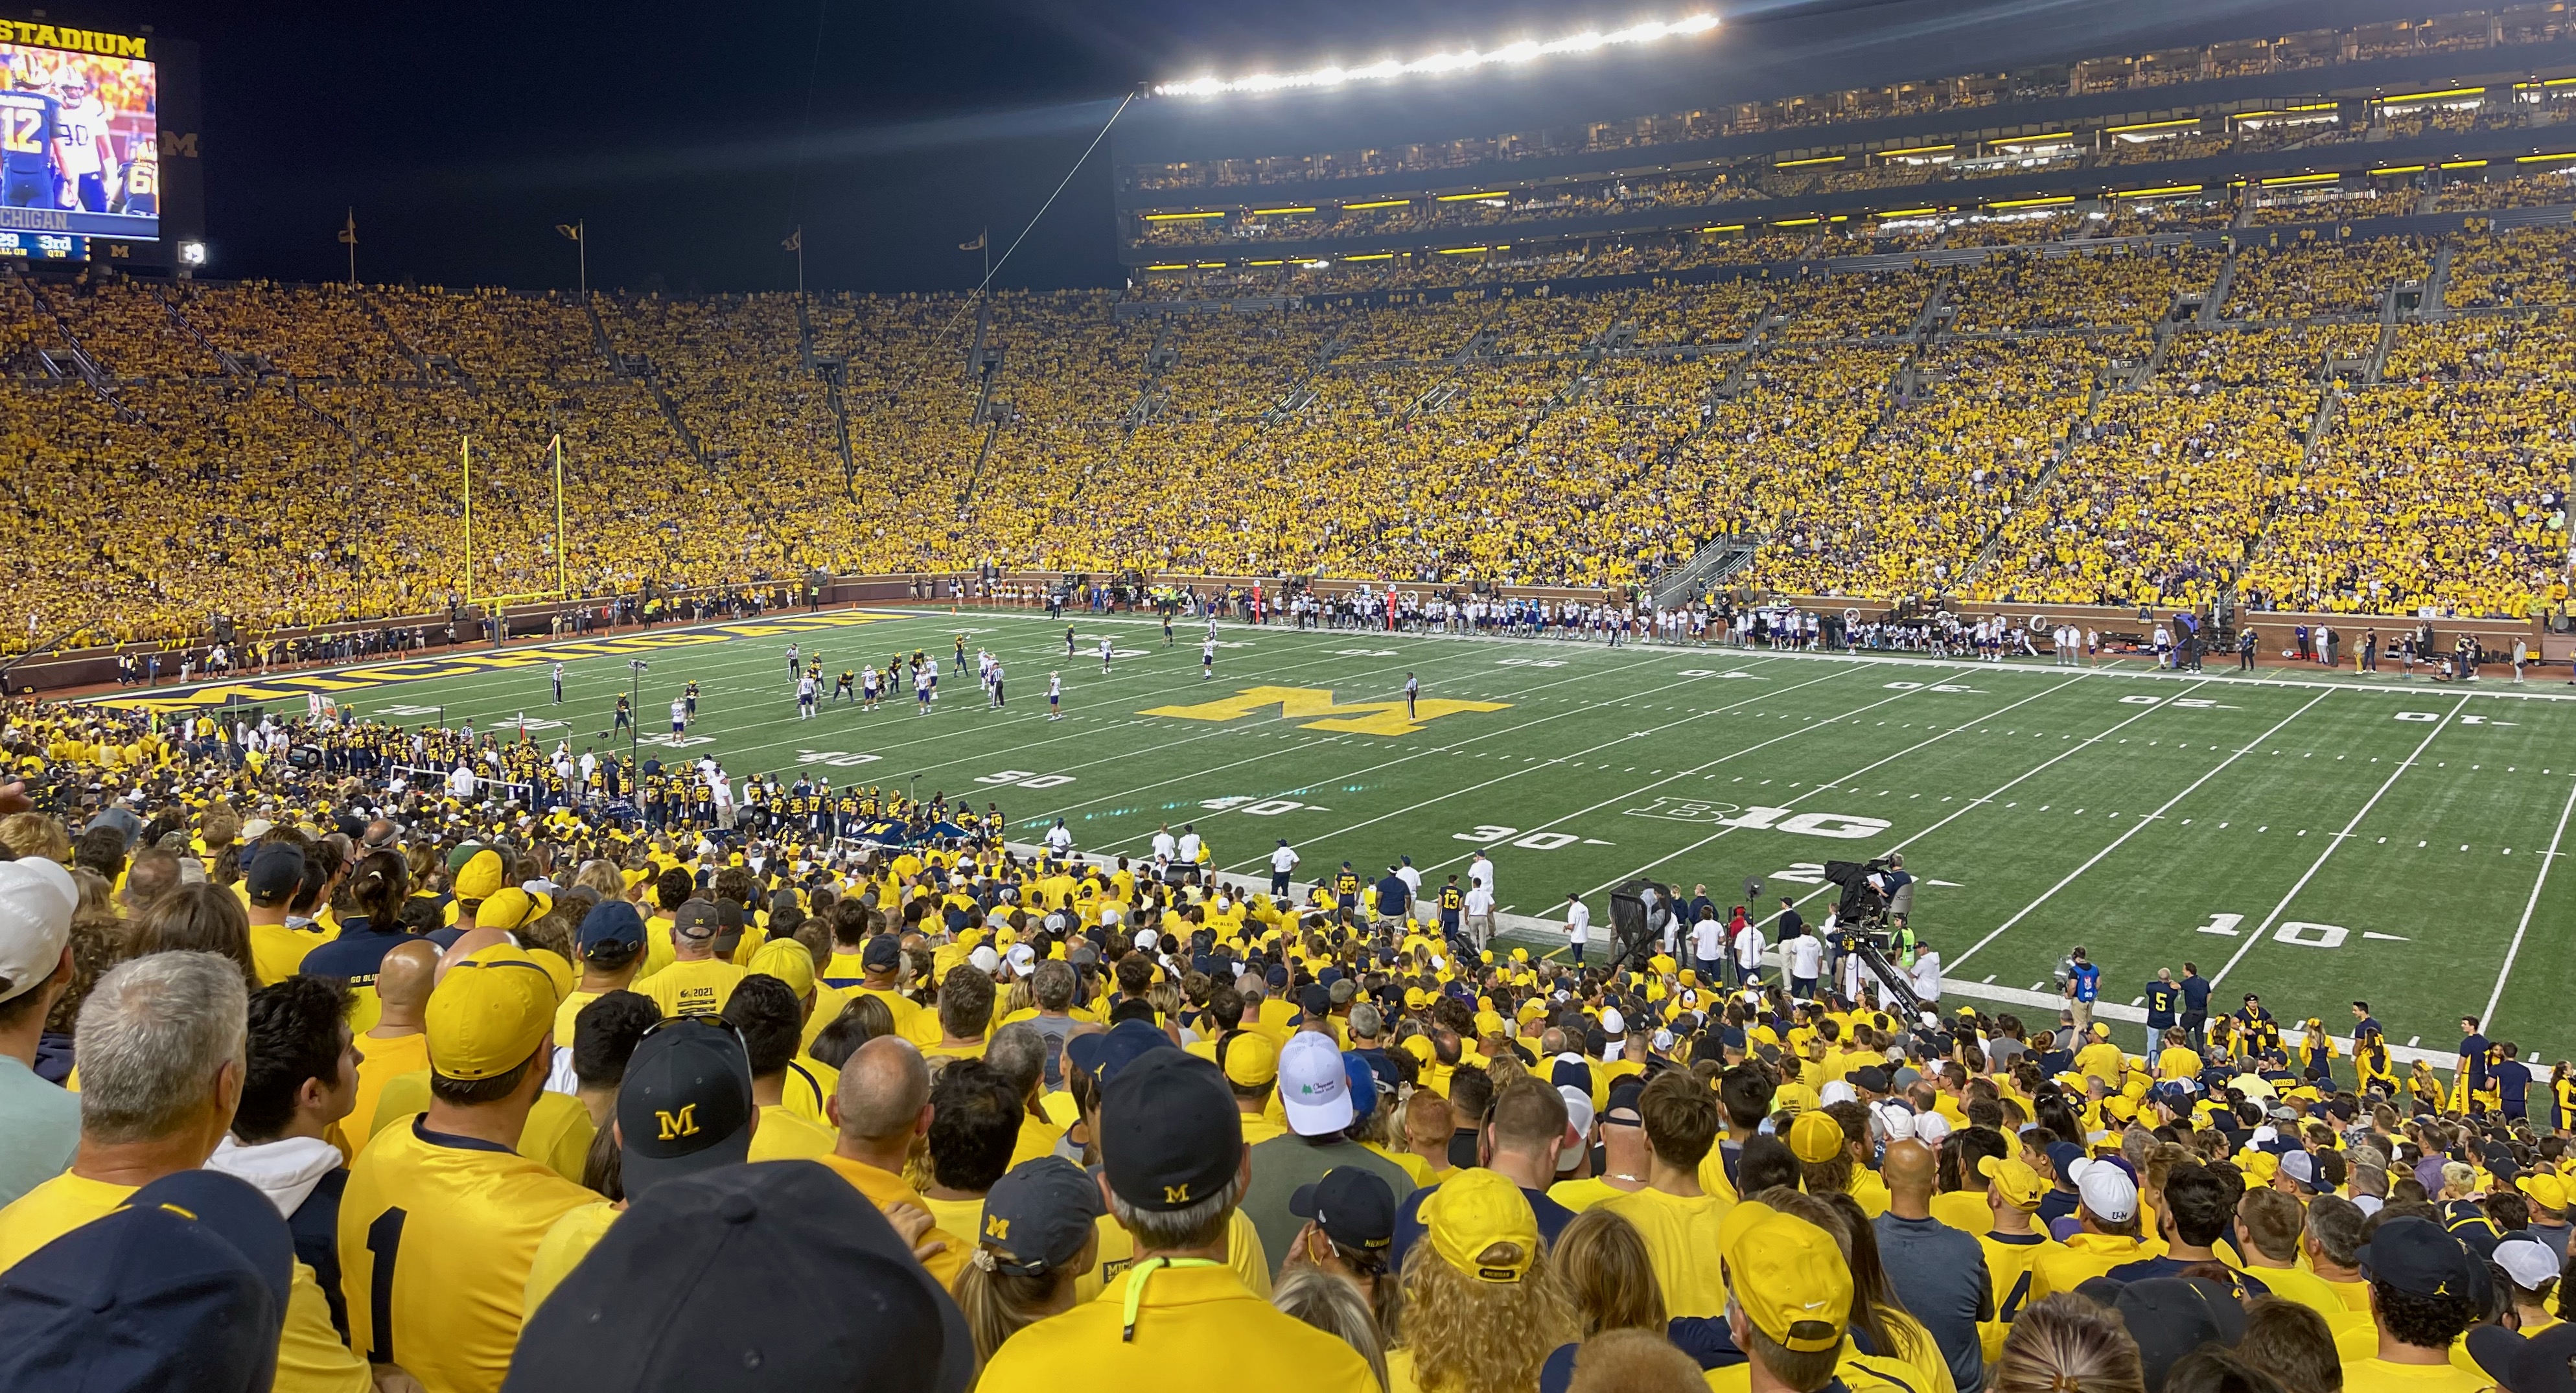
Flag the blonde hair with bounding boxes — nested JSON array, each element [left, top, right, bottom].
[[1568, 1329, 1706, 1393], [1993, 1293, 2147, 1393], [1553, 1208, 1665, 1337], [953, 1249, 1085, 1366], [1273, 1266, 1391, 1392], [1397, 1230, 1577, 1393], [0, 812, 71, 864]]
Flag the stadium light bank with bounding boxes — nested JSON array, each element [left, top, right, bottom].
[[1154, 14, 1720, 98]]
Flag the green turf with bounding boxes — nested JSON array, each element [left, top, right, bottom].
[[108, 606, 2576, 1066]]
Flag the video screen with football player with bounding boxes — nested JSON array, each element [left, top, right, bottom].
[[0, 40, 156, 238]]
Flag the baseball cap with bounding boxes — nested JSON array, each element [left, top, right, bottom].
[[618, 1017, 755, 1199], [672, 899, 721, 943], [244, 843, 307, 904], [0, 858, 75, 1007], [1850, 1065, 1892, 1095], [2045, 1141, 2085, 1183], [2278, 1149, 2320, 1192], [1557, 1086, 1596, 1173], [507, 1160, 972, 1393], [862, 936, 903, 971], [1097, 1050, 1240, 1214], [2069, 1158, 2139, 1224], [2357, 1215, 2493, 1304], [2115, 1277, 2247, 1390], [975, 1157, 1104, 1277], [1789, 1109, 1846, 1164], [2494, 1238, 2561, 1294], [480, 886, 552, 934], [454, 848, 507, 900], [1422, 1169, 1539, 1284], [1064, 1019, 1173, 1085], [1279, 1032, 1354, 1136], [1719, 1199, 1853, 1353], [2518, 1173, 2570, 1214], [577, 901, 646, 958], [1913, 1112, 1953, 1146], [2468, 1321, 2576, 1393], [1223, 1031, 1281, 1087], [748, 938, 816, 998], [425, 947, 561, 1080], [0, 1169, 294, 1393], [1291, 1167, 1397, 1256], [1980, 1157, 2047, 1210]]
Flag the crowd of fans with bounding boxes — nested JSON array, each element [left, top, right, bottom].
[[3, 217, 2571, 659], [0, 696, 2573, 1393]]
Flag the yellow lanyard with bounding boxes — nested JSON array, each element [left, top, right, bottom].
[[1120, 1256, 1222, 1342]]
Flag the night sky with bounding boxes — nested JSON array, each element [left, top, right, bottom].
[[68, 0, 2399, 294]]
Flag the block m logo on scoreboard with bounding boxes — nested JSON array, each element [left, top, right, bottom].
[[1143, 685, 1508, 737]]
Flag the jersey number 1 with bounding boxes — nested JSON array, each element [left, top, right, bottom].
[[366, 1207, 409, 1363]]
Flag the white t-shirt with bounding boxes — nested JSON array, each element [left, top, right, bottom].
[[1464, 885, 1494, 915], [1564, 900, 1591, 945], [1151, 831, 1178, 860], [1783, 934, 1822, 980], [1177, 833, 1203, 863], [1734, 925, 1768, 971], [1270, 846, 1299, 874], [1689, 916, 1724, 960], [1395, 865, 1421, 897], [1468, 857, 1494, 892]]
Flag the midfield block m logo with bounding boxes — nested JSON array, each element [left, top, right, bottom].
[[1143, 685, 1509, 737]]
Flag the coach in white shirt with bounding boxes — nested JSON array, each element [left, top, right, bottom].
[[1176, 825, 1203, 864], [1150, 825, 1178, 861], [1468, 851, 1494, 896], [1394, 855, 1421, 901], [1689, 910, 1725, 985], [1562, 894, 1591, 961], [1463, 881, 1496, 950]]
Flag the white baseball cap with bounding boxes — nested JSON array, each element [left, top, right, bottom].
[[0, 859, 76, 1006], [968, 945, 1001, 974], [2069, 1158, 2139, 1224], [1005, 943, 1036, 974], [1278, 1032, 1353, 1136], [1557, 1085, 1597, 1173], [2495, 1238, 2560, 1293], [1914, 1112, 1954, 1146], [1600, 1007, 1625, 1037]]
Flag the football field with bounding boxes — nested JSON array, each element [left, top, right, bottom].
[[115, 605, 2576, 1069]]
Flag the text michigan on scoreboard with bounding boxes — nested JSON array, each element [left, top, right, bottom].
[[0, 18, 158, 242]]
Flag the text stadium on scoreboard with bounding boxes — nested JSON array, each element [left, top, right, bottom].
[[0, 21, 158, 242]]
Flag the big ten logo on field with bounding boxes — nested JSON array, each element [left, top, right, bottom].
[[1623, 798, 1892, 840], [1143, 685, 1508, 737]]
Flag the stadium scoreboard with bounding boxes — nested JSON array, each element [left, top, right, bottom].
[[0, 17, 200, 271]]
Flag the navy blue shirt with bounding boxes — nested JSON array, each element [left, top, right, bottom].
[[2179, 974, 2212, 1015], [296, 917, 413, 985]]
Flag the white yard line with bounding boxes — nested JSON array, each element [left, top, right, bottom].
[[1578, 676, 2089, 895], [1949, 686, 2336, 972], [2210, 693, 2473, 985], [1753, 679, 2219, 930], [2481, 772, 2576, 1028]]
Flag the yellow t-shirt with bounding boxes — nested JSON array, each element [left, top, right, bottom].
[[1547, 1176, 1642, 1213], [2339, 1357, 2493, 1393], [0, 1170, 132, 1275], [1076, 1207, 1272, 1304], [1929, 1191, 1992, 1234], [1976, 1229, 2060, 1361], [1599, 1186, 1732, 1317], [340, 1115, 599, 1393], [276, 1260, 372, 1393], [636, 958, 747, 1018], [2243, 1261, 2350, 1324], [745, 1105, 836, 1162], [2033, 1232, 2164, 1293], [249, 920, 325, 986], [978, 1261, 1373, 1393], [350, 1030, 429, 1151], [366, 1072, 596, 1184], [523, 1201, 620, 1317]]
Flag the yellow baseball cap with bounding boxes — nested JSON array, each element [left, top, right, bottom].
[[524, 948, 577, 1002], [1401, 1035, 1435, 1065], [1789, 1109, 1846, 1164], [479, 886, 551, 932], [2519, 1173, 2568, 1212], [1980, 1156, 2046, 1210], [1223, 1031, 1280, 1088], [1719, 1200, 1852, 1353], [2240, 1151, 2280, 1184], [425, 947, 561, 1081], [749, 938, 815, 998], [1422, 1168, 1538, 1284], [454, 849, 507, 901]]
